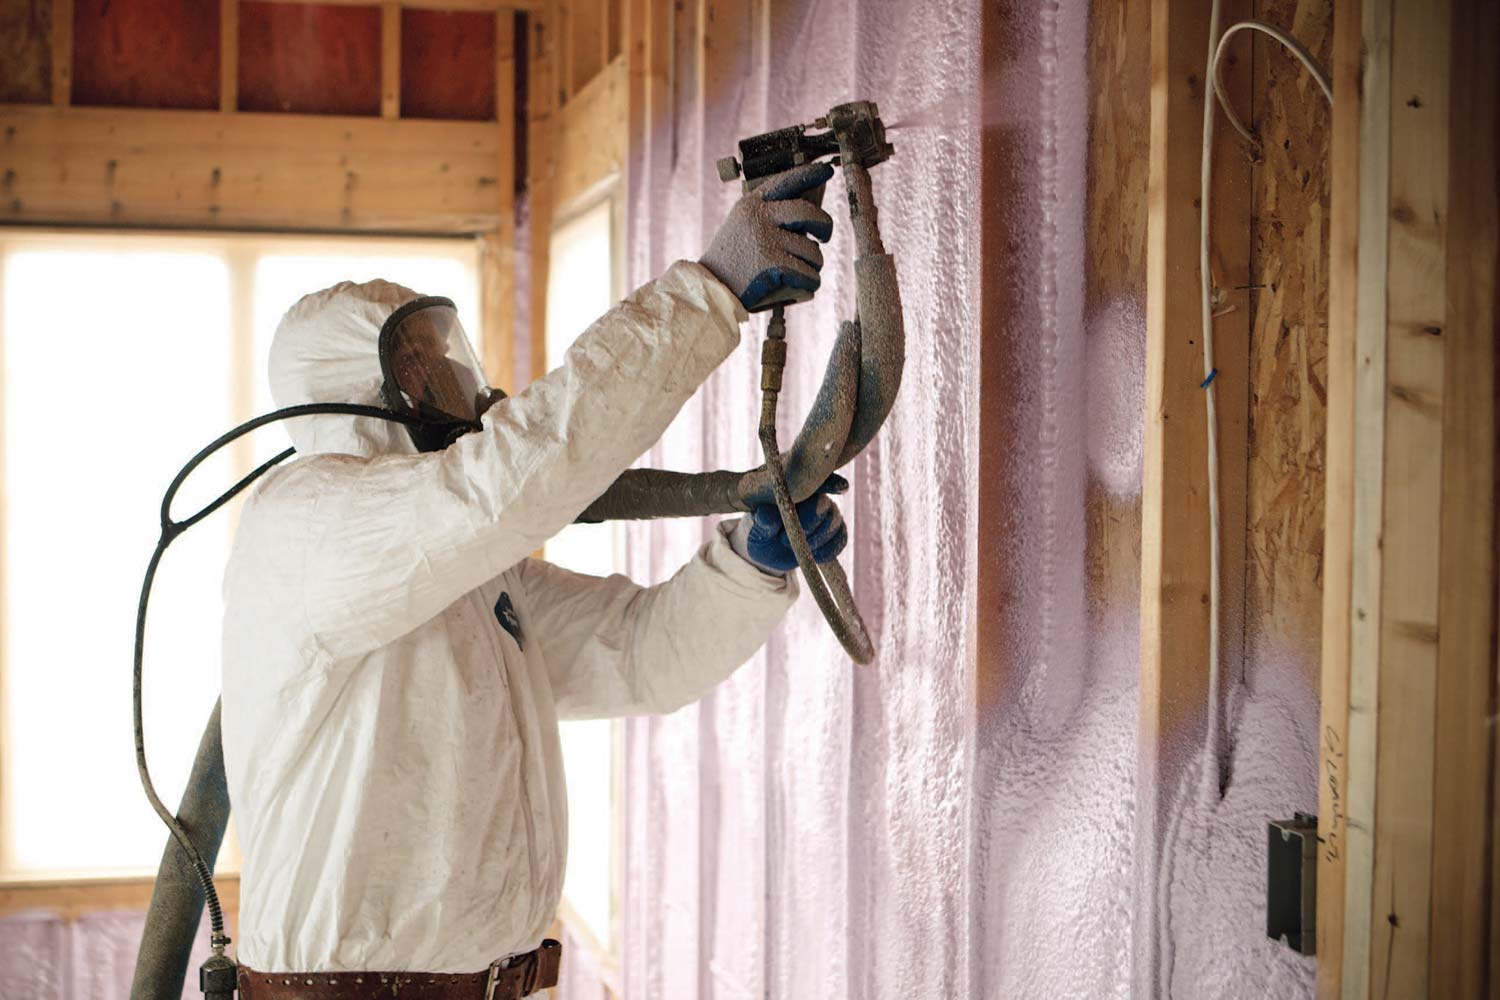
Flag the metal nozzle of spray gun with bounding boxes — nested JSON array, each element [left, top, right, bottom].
[[715, 100, 895, 186]]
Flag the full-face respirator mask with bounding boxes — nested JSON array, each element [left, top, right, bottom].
[[377, 296, 505, 453]]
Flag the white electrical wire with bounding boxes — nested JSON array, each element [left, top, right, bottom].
[[1197, 16, 1332, 801], [1212, 20, 1335, 153]]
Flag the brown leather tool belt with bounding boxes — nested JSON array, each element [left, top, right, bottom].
[[236, 939, 561, 1000]]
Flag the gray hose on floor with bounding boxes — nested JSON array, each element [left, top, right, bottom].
[[131, 701, 232, 1000]]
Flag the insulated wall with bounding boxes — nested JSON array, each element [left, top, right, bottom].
[[612, 0, 1327, 997], [618, 0, 980, 994]]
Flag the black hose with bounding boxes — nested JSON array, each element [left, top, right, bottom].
[[133, 403, 426, 970]]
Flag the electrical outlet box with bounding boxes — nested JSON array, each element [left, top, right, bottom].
[[1266, 812, 1318, 955]]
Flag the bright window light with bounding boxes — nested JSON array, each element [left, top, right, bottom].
[[0, 234, 481, 881], [3, 249, 232, 877], [545, 198, 621, 953]]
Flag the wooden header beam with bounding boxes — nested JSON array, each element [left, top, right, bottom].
[[0, 105, 505, 233]]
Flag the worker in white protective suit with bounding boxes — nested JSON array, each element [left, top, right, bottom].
[[220, 161, 849, 998]]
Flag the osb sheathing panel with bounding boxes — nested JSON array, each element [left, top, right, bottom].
[[237, 1, 381, 116], [0, 0, 51, 105], [1245, 0, 1332, 685], [71, 0, 220, 110], [400, 9, 497, 121]]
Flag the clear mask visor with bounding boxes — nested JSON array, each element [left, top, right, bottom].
[[379, 299, 488, 424]]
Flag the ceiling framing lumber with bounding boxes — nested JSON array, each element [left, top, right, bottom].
[[0, 105, 505, 233]]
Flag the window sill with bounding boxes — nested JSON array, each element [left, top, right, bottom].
[[0, 873, 240, 922]]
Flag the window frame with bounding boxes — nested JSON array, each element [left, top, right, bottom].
[[542, 182, 628, 982], [0, 228, 483, 914]]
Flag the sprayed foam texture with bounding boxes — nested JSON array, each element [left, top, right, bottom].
[[0, 1, 1318, 995], [610, 0, 1319, 998]]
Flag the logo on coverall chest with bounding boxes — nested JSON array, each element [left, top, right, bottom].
[[494, 592, 524, 651]]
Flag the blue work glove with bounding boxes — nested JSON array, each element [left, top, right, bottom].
[[699, 161, 836, 311], [728, 474, 849, 575]]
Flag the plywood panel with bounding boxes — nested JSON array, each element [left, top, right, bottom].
[[237, 1, 380, 116], [0, 105, 502, 232], [0, 0, 51, 105], [1245, 0, 1332, 682], [71, 0, 220, 110], [401, 9, 497, 121]]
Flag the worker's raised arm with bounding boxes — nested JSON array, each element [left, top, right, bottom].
[[274, 262, 744, 662], [515, 525, 798, 718], [246, 161, 836, 665]]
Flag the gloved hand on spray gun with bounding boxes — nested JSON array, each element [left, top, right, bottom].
[[699, 161, 836, 310], [729, 474, 849, 575]]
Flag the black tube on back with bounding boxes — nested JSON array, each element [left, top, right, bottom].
[[131, 702, 232, 1000]]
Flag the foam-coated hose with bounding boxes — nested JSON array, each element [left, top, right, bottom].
[[759, 308, 874, 665], [577, 469, 744, 521], [130, 702, 232, 1000], [575, 164, 903, 522]]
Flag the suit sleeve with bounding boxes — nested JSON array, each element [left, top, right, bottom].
[[515, 523, 797, 718], [267, 261, 748, 663]]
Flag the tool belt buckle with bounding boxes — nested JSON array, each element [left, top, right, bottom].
[[485, 950, 537, 1000]]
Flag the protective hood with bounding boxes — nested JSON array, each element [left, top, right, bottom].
[[269, 279, 485, 459]]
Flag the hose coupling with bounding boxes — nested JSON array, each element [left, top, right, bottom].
[[760, 338, 787, 393]]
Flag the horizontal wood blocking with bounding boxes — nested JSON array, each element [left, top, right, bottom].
[[0, 105, 507, 233]]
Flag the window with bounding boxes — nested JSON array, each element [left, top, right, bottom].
[[0, 231, 480, 883], [544, 196, 624, 960]]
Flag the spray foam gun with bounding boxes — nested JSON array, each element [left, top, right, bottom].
[[723, 101, 901, 665], [581, 100, 904, 665]]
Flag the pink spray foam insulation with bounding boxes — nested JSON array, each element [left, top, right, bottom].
[[0, 908, 219, 999], [1087, 295, 1148, 498], [589, 0, 1317, 998]]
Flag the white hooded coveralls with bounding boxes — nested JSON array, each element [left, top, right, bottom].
[[221, 262, 797, 973]]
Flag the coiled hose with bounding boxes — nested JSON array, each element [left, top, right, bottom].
[[758, 307, 874, 663]]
